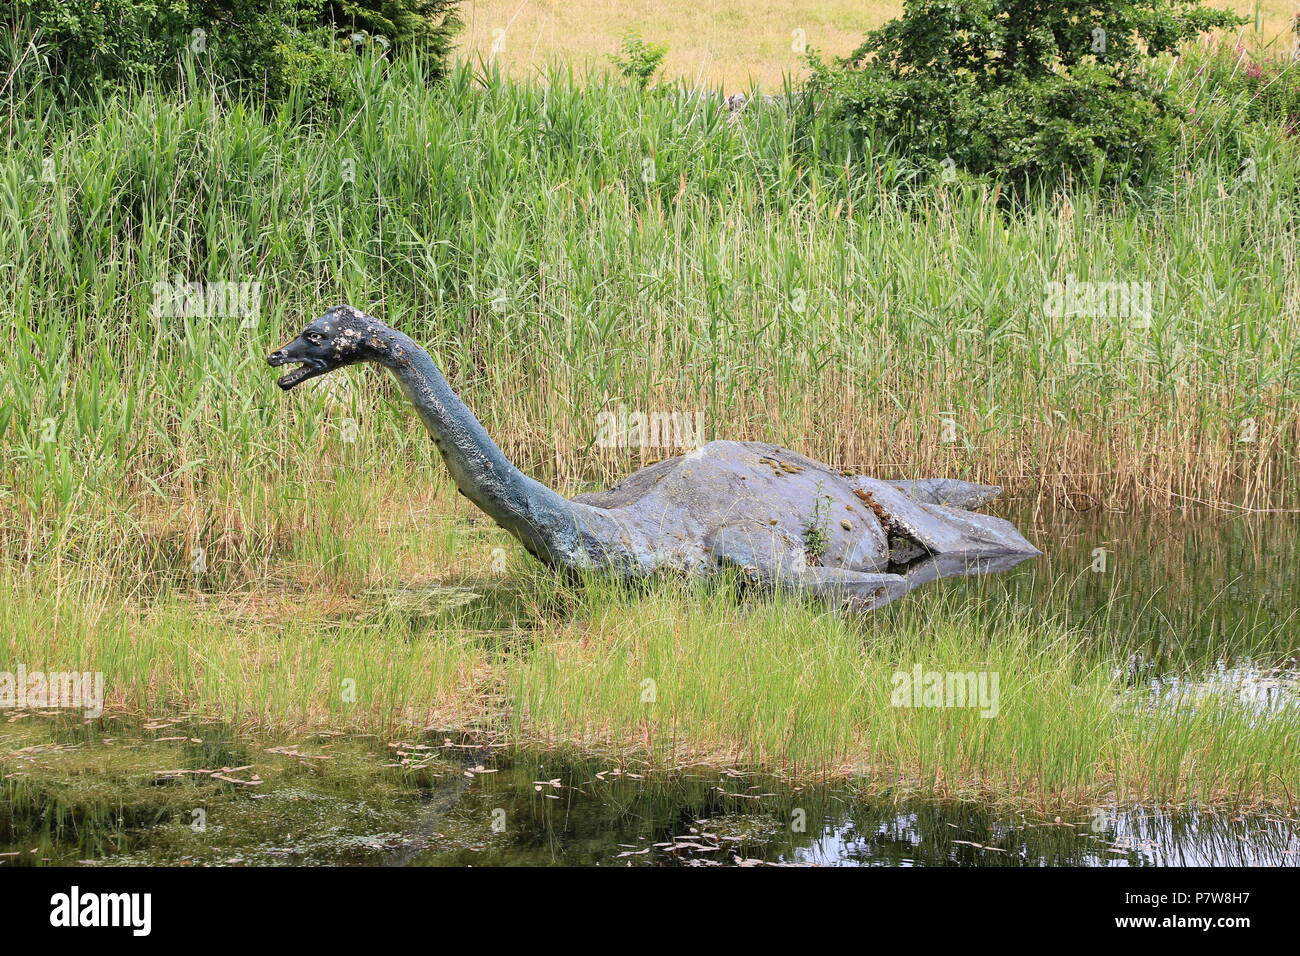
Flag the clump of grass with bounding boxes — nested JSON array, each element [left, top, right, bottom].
[[0, 567, 495, 735], [1, 558, 1296, 808], [511, 577, 1300, 808], [802, 486, 833, 560]]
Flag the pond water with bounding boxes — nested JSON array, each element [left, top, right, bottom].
[[1, 509, 1297, 867], [2, 726, 1296, 867], [945, 507, 1298, 694]]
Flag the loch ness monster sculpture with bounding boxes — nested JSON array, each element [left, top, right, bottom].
[[269, 306, 1040, 611]]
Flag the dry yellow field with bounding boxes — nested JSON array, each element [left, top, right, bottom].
[[457, 0, 1299, 88]]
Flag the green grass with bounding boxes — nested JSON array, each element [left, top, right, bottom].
[[513, 579, 1300, 807], [2, 42, 1299, 810], [3, 560, 1297, 808]]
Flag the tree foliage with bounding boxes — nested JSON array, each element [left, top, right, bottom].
[[8, 0, 462, 107], [810, 0, 1247, 188]]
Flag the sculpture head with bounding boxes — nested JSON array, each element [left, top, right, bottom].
[[267, 305, 389, 390]]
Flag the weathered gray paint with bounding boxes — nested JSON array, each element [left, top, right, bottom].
[[270, 306, 1040, 612]]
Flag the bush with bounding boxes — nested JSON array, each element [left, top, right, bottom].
[[810, 0, 1247, 190], [8, 0, 462, 108], [8, 0, 193, 92], [609, 28, 667, 89]]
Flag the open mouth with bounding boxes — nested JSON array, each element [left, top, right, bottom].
[[267, 354, 328, 391]]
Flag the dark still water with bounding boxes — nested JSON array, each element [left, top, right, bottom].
[[931, 507, 1298, 684], [2, 733, 1296, 867]]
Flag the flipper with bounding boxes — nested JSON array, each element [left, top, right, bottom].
[[852, 478, 1040, 559], [775, 566, 910, 612]]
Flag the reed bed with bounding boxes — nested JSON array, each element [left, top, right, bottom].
[[2, 53, 1298, 580]]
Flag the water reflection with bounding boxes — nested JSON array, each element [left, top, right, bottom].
[[399, 761, 1300, 867], [789, 804, 1299, 867], [2, 724, 1296, 867], [927, 509, 1300, 674], [1146, 663, 1300, 714], [862, 551, 1040, 611]]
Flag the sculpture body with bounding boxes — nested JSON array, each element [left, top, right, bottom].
[[270, 306, 1039, 611]]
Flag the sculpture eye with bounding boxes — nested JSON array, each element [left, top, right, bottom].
[[306, 331, 322, 343]]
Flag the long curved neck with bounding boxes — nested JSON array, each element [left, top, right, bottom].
[[375, 328, 583, 564]]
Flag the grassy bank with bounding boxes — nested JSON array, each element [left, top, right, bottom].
[[3, 545, 1297, 809]]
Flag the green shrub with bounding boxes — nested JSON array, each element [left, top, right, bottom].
[[7, 0, 462, 108], [609, 29, 667, 89], [8, 0, 193, 93], [810, 0, 1247, 190]]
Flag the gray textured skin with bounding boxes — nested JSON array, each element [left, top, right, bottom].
[[270, 306, 1040, 612]]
